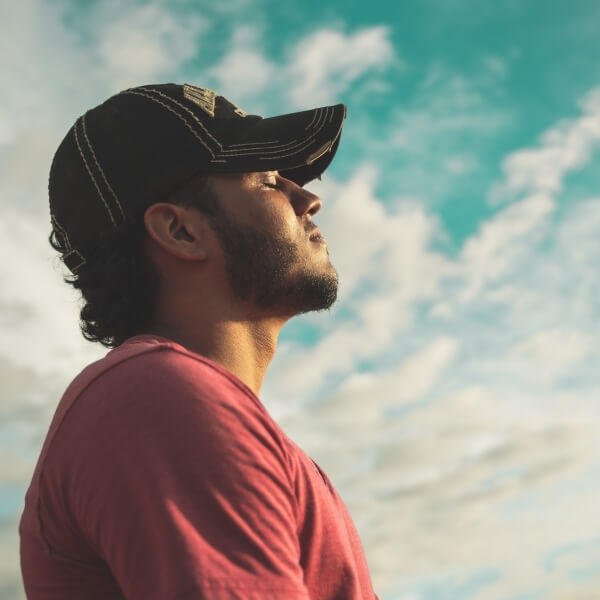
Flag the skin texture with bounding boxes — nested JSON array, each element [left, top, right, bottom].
[[143, 171, 338, 395]]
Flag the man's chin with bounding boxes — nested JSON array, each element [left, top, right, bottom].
[[251, 268, 338, 316], [290, 270, 339, 314]]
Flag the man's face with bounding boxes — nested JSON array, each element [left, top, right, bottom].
[[205, 171, 338, 318]]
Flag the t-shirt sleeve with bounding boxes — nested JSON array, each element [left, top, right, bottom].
[[41, 351, 310, 600]]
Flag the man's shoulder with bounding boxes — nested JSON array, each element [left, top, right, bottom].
[[37, 335, 273, 465], [71, 334, 246, 399], [52, 335, 260, 434]]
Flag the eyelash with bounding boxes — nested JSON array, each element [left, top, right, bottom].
[[263, 181, 279, 189]]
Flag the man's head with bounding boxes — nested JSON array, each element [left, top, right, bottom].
[[48, 83, 346, 346], [144, 171, 339, 321]]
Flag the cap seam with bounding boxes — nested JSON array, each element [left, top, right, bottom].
[[73, 117, 118, 228], [80, 114, 125, 222], [120, 90, 217, 159], [137, 86, 222, 151], [51, 214, 87, 272]]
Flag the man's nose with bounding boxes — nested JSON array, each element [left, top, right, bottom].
[[291, 185, 322, 218]]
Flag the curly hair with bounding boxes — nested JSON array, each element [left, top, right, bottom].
[[49, 175, 221, 348]]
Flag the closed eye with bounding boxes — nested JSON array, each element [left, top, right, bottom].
[[263, 181, 281, 190]]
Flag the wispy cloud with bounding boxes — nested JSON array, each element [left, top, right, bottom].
[[92, 2, 206, 92], [284, 26, 396, 107], [208, 23, 396, 110], [504, 328, 593, 385], [457, 191, 555, 302], [312, 336, 459, 430], [493, 86, 600, 200], [390, 64, 511, 155], [208, 25, 277, 100], [345, 62, 514, 204]]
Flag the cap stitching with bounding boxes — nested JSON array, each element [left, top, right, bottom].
[[137, 87, 223, 151], [228, 140, 282, 148], [50, 213, 73, 249], [73, 118, 118, 228], [138, 86, 221, 148], [218, 110, 330, 154], [219, 138, 300, 154], [214, 107, 330, 160], [80, 114, 126, 222], [304, 108, 321, 131], [218, 106, 331, 154], [120, 90, 216, 158], [256, 137, 329, 161], [212, 110, 327, 161], [257, 111, 333, 161], [51, 214, 87, 271]]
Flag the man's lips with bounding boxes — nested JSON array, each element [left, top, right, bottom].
[[309, 229, 326, 243]]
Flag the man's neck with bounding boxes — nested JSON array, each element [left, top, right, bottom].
[[148, 315, 285, 396]]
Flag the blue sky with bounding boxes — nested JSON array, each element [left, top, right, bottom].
[[2, 1, 600, 599]]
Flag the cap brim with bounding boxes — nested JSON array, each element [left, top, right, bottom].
[[207, 104, 346, 187]]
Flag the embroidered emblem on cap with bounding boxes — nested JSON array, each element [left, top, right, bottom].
[[183, 84, 217, 117], [233, 106, 248, 118]]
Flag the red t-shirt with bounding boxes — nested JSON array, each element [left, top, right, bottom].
[[19, 335, 378, 599]]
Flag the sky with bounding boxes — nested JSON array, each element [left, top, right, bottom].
[[2, 0, 600, 598]]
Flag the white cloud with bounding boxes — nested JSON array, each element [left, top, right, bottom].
[[494, 85, 600, 199], [285, 26, 395, 108], [209, 49, 276, 100], [350, 63, 513, 204], [207, 24, 396, 111], [0, 515, 23, 600], [0, 0, 95, 140], [0, 207, 104, 377], [389, 67, 511, 156], [504, 329, 593, 385], [443, 153, 479, 174], [481, 55, 509, 78], [208, 26, 277, 100], [93, 2, 206, 92], [314, 336, 459, 428], [388, 337, 459, 401], [458, 192, 555, 302]]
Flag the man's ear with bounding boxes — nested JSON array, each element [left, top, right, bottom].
[[143, 203, 209, 261]]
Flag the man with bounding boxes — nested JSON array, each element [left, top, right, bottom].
[[19, 83, 378, 599]]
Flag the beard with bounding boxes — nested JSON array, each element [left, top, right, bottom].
[[207, 214, 339, 316]]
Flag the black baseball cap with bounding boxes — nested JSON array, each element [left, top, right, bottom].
[[49, 83, 347, 273]]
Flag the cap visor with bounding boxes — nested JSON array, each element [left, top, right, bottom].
[[209, 104, 346, 186]]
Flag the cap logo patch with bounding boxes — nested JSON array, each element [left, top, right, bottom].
[[183, 84, 216, 117], [233, 106, 249, 118]]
